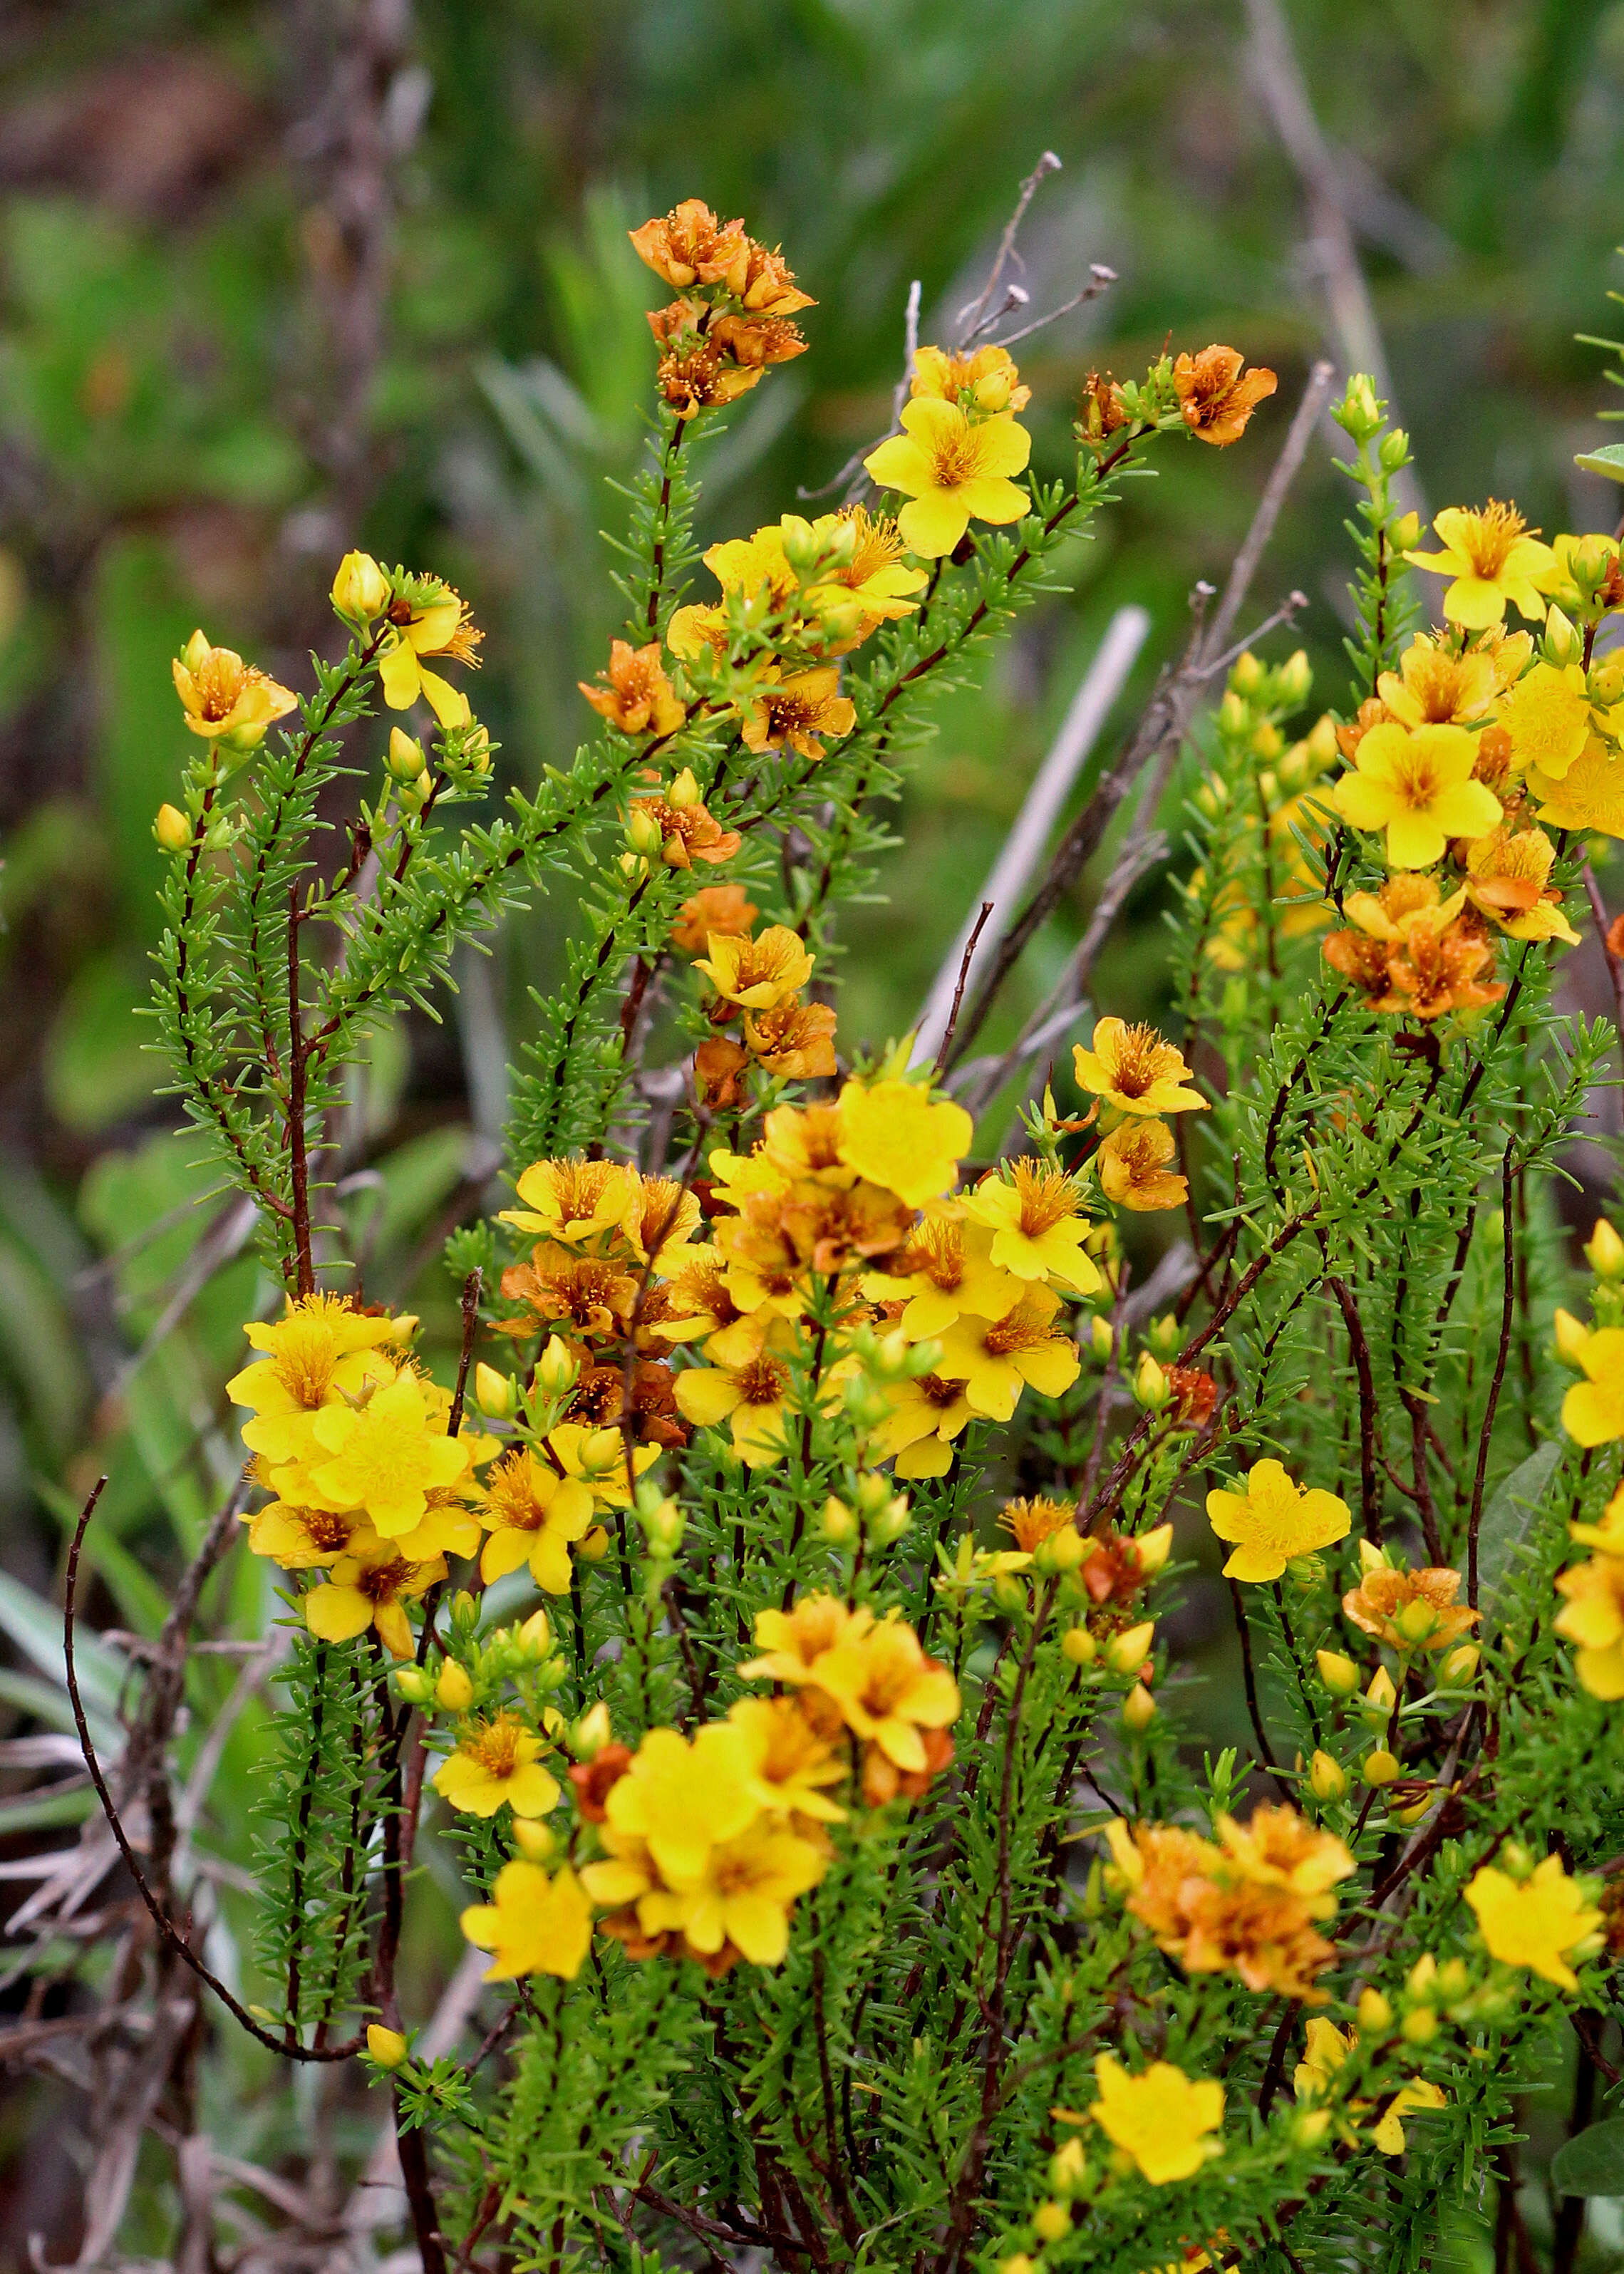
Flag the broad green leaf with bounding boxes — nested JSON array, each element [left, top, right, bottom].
[[1476, 1440, 1563, 1621], [1553, 2116, 1624, 2196], [1575, 443, 1624, 482]]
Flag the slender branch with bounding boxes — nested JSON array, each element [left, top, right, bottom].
[[933, 902, 993, 1080], [1468, 1141, 1518, 1609]]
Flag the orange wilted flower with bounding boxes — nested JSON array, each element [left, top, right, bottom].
[[1343, 1562, 1480, 1654], [673, 884, 758, 958], [1172, 346, 1278, 446], [580, 641, 686, 739], [743, 998, 839, 1078], [629, 783, 741, 870]]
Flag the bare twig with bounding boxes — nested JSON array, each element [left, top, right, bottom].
[[956, 152, 1062, 343], [932, 904, 993, 1080]]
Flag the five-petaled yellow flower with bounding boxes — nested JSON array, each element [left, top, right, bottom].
[[1464, 1855, 1601, 1992], [1088, 2054, 1224, 2186], [1206, 1460, 1350, 1583], [864, 397, 1032, 557], [433, 1715, 561, 1819], [1072, 1020, 1205, 1117], [1331, 723, 1502, 869], [173, 630, 296, 752], [1404, 503, 1556, 629], [460, 1859, 593, 1982], [378, 583, 482, 727]]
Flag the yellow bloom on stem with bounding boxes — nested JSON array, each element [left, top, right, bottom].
[[638, 1820, 829, 1965], [172, 630, 296, 750], [308, 1369, 473, 1538], [579, 639, 686, 738], [1293, 2020, 1445, 2155], [910, 342, 1031, 417], [695, 926, 815, 1012], [433, 1714, 561, 1819], [377, 583, 482, 728], [1528, 735, 1624, 839], [244, 1496, 376, 1569], [1404, 504, 1556, 629], [1216, 1806, 1354, 1905], [602, 1722, 761, 1884], [803, 507, 927, 639], [304, 1540, 444, 1658], [1343, 1564, 1480, 1653], [498, 1157, 639, 1245], [1172, 346, 1277, 447], [1206, 1459, 1350, 1583], [227, 1294, 410, 1469], [1330, 722, 1502, 869], [1555, 1551, 1624, 1697], [836, 1077, 972, 1210], [863, 397, 1032, 558], [865, 1215, 1021, 1339], [475, 1447, 595, 1590], [1072, 1019, 1205, 1117], [934, 1286, 1082, 1422], [873, 1371, 975, 1479], [1376, 635, 1496, 729], [1561, 1328, 1624, 1446], [1464, 825, 1581, 946], [1496, 660, 1592, 780], [728, 1695, 848, 1824], [1097, 1119, 1189, 1212], [673, 1316, 842, 1467], [961, 1162, 1102, 1293], [740, 1593, 868, 1685], [460, 1858, 592, 1983], [804, 1613, 960, 1772], [1464, 1854, 1601, 1991], [547, 1420, 659, 1508], [1089, 2055, 1224, 2186], [741, 666, 856, 762]]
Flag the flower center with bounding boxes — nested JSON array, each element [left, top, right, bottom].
[[467, 1717, 524, 1777], [358, 1557, 409, 1604], [271, 1319, 343, 1408], [1012, 1162, 1078, 1236], [916, 1373, 967, 1410], [1456, 501, 1528, 578], [195, 651, 250, 719], [735, 1357, 789, 1407], [1106, 1023, 1167, 1098]]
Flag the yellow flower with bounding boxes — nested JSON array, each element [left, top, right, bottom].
[[602, 1722, 761, 1884], [1097, 1120, 1189, 1212], [673, 1316, 844, 1467], [376, 582, 482, 728], [1528, 735, 1624, 839], [864, 1215, 1021, 1338], [1331, 722, 1502, 869], [244, 1495, 376, 1569], [304, 1539, 444, 1658], [332, 550, 390, 624], [863, 396, 1032, 557], [803, 506, 927, 637], [1464, 1855, 1602, 1991], [1376, 635, 1497, 729], [934, 1287, 1082, 1422], [695, 926, 815, 1011], [728, 1696, 848, 1824], [1206, 1460, 1350, 1583], [638, 1819, 829, 1965], [1496, 659, 1593, 780], [460, 1859, 593, 1982], [804, 1615, 960, 1772], [307, 1369, 474, 1538], [836, 1078, 972, 1210], [1404, 503, 1557, 629], [475, 1448, 595, 1590], [741, 666, 856, 762], [433, 1714, 561, 1819], [1072, 1020, 1205, 1117], [547, 1420, 658, 1507], [1464, 825, 1581, 945], [1216, 1806, 1354, 1906], [1561, 1328, 1624, 1446], [1293, 2020, 1444, 2155], [172, 630, 296, 750], [498, 1157, 639, 1245], [1089, 2055, 1224, 2186], [1569, 1479, 1624, 1556], [740, 1593, 866, 1685], [1556, 1552, 1624, 1698], [873, 1371, 975, 1478], [910, 342, 1031, 417], [961, 1162, 1102, 1294], [227, 1296, 410, 1470]]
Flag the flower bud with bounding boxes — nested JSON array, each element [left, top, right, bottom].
[[366, 2023, 408, 2069], [1395, 1596, 1444, 1647], [1219, 689, 1250, 735], [1035, 1525, 1086, 1576], [1571, 534, 1616, 593], [1121, 1681, 1157, 1733], [571, 1702, 612, 1761], [519, 1608, 552, 1659], [333, 550, 390, 624], [1543, 604, 1584, 668], [1295, 2107, 1333, 2147], [869, 1494, 911, 1548], [1308, 1750, 1348, 1802], [1230, 650, 1265, 696], [579, 1524, 609, 1563], [1357, 1988, 1393, 2034], [393, 1665, 431, 1705], [435, 1660, 474, 1712], [668, 766, 700, 810], [1107, 1620, 1155, 1674], [1089, 1314, 1114, 1359], [386, 726, 426, 782], [536, 1335, 579, 1398], [1049, 2137, 1087, 2193], [992, 1573, 1028, 1616], [1440, 1643, 1479, 1685], [1378, 428, 1410, 473], [1147, 1313, 1179, 1358], [874, 1326, 912, 1379], [1251, 720, 1283, 761], [1032, 2202, 1070, 2245], [626, 806, 665, 857], [779, 517, 823, 576], [1553, 1307, 1592, 1368], [451, 1588, 480, 1636], [1390, 511, 1422, 553], [154, 802, 193, 852], [1362, 1748, 1401, 1787], [1316, 1649, 1359, 1695], [1358, 1536, 1387, 1575], [1000, 2258, 1038, 2274], [1592, 656, 1624, 705], [641, 1495, 684, 1558], [1136, 1523, 1174, 1576], [511, 1817, 554, 1862], [1401, 2005, 1438, 2045], [1278, 648, 1313, 703], [1061, 1625, 1097, 1666], [971, 367, 1013, 415], [475, 1362, 515, 1420], [1334, 373, 1381, 440], [1132, 1352, 1169, 1410], [1586, 1218, 1624, 1281], [1365, 1665, 1397, 1714]]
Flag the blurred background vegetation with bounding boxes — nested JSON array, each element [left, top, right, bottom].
[[2, 0, 1624, 2259]]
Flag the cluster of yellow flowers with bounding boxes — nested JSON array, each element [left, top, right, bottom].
[[457, 1594, 959, 1983], [1323, 505, 1624, 1018]]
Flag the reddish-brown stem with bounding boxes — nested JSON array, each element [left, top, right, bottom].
[[287, 888, 316, 1297]]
